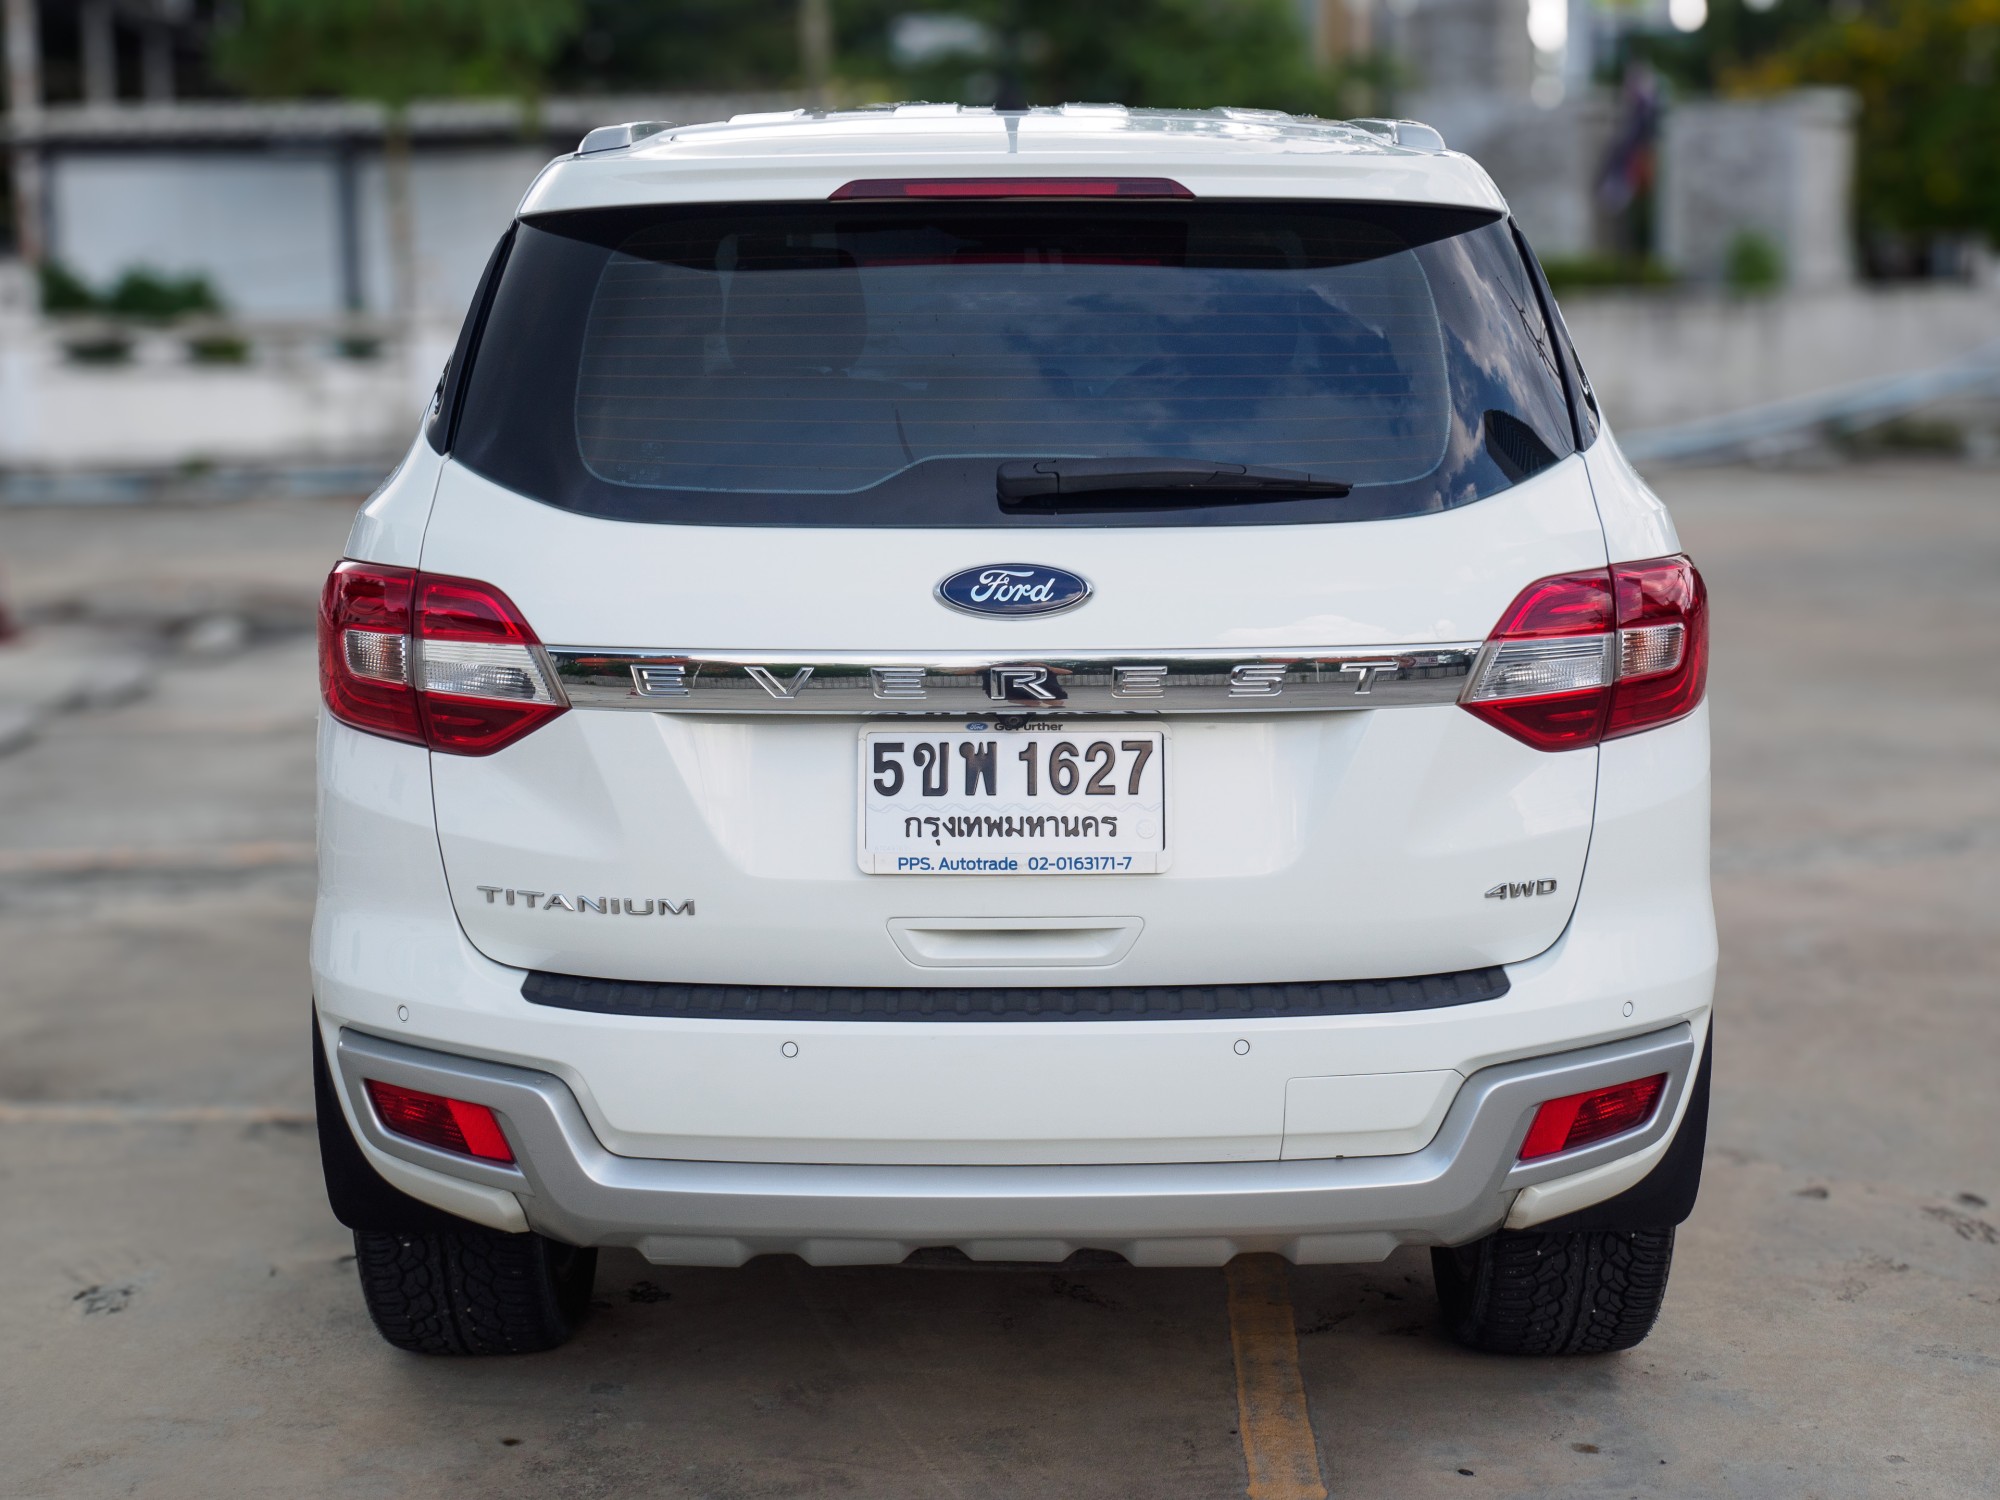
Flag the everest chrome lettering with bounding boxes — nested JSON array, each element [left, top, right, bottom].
[[559, 645, 1483, 715]]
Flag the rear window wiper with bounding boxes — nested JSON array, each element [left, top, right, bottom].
[[996, 458, 1352, 502]]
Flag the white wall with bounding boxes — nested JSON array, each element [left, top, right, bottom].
[[1566, 284, 2000, 432], [354, 148, 553, 319], [0, 321, 455, 471], [51, 152, 350, 315], [47, 146, 553, 321]]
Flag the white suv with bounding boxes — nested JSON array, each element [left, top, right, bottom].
[[312, 106, 1713, 1357]]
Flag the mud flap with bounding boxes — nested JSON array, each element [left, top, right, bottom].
[[313, 1011, 480, 1234]]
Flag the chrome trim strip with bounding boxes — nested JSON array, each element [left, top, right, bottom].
[[335, 1024, 1695, 1264], [544, 644, 1482, 715]]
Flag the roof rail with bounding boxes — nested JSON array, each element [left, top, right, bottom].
[[1348, 118, 1448, 153], [577, 120, 675, 155]]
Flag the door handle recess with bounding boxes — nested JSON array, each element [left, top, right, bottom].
[[886, 917, 1144, 969]]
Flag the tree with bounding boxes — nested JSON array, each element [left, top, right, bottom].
[[551, 1, 800, 94], [834, 0, 1373, 116], [543, 0, 1371, 114], [1618, 0, 1837, 95], [1742, 0, 2000, 248], [214, 0, 583, 317]]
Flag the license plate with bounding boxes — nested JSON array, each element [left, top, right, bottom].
[[860, 728, 1167, 874]]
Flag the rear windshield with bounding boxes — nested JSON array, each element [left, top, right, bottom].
[[454, 201, 1578, 527]]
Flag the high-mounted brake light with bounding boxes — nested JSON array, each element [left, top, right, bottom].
[[830, 177, 1194, 200], [365, 1079, 515, 1163], [1459, 555, 1707, 751], [318, 562, 567, 756], [1518, 1074, 1666, 1161]]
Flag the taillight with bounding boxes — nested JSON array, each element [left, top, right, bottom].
[[411, 573, 568, 754], [1607, 556, 1709, 738], [1460, 555, 1707, 750], [364, 1079, 515, 1163], [318, 561, 567, 756], [1518, 1074, 1666, 1161], [319, 563, 422, 745]]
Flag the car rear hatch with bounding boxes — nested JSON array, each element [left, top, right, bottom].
[[403, 187, 1612, 1164], [422, 460, 1605, 987]]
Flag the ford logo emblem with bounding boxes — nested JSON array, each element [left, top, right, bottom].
[[935, 563, 1093, 618]]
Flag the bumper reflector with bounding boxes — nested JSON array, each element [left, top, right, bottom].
[[364, 1079, 515, 1163], [1518, 1073, 1666, 1161]]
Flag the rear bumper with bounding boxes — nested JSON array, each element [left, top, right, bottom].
[[333, 1022, 1696, 1267]]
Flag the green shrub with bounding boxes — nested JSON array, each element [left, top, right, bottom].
[[40, 264, 230, 320], [1837, 415, 1964, 456], [64, 337, 133, 365], [106, 267, 225, 320], [39, 262, 101, 313], [187, 335, 252, 365], [1539, 256, 1677, 294], [1725, 231, 1786, 293]]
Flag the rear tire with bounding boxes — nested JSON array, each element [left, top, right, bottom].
[[353, 1226, 597, 1355], [1431, 1226, 1674, 1355]]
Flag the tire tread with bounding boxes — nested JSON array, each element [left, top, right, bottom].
[[1433, 1226, 1675, 1355], [353, 1227, 595, 1355]]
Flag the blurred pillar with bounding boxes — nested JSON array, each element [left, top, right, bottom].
[[1399, 0, 1537, 100], [334, 142, 364, 314], [81, 0, 116, 105], [141, 24, 175, 104], [1311, 0, 1374, 69], [3, 0, 43, 266], [1658, 89, 1858, 288], [799, 0, 832, 108]]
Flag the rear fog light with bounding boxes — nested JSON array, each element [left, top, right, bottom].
[[364, 1079, 516, 1163], [1518, 1074, 1667, 1161]]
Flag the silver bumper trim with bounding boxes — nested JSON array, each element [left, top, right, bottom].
[[335, 1023, 1695, 1267]]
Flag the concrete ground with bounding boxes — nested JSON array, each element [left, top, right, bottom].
[[0, 463, 1995, 1498]]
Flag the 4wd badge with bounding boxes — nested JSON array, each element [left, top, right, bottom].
[[1486, 879, 1559, 899]]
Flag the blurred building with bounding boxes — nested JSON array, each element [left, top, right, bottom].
[[27, 94, 789, 320], [1303, 0, 1610, 258], [1305, 0, 1856, 283], [6, 0, 1982, 489], [1658, 88, 1856, 290], [15, 0, 1866, 303]]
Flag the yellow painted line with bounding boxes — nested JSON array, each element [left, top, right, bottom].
[[1226, 1254, 1329, 1500]]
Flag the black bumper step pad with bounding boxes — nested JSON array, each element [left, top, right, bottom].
[[520, 966, 1509, 1023]]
